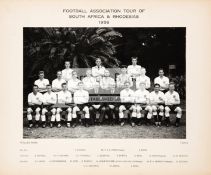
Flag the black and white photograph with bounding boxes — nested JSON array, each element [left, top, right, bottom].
[[3, 0, 211, 174], [23, 27, 186, 139]]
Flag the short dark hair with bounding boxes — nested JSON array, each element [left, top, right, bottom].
[[121, 65, 127, 69], [33, 85, 38, 88], [131, 57, 138, 60], [158, 68, 164, 72], [154, 83, 160, 87], [96, 58, 101, 61], [39, 71, 44, 75], [169, 82, 175, 86]]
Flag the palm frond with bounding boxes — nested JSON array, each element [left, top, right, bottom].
[[103, 31, 123, 40], [24, 27, 123, 82], [79, 54, 92, 68], [100, 46, 115, 55], [89, 36, 105, 46], [96, 28, 113, 35]]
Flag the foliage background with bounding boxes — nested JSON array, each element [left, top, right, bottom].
[[23, 27, 186, 103]]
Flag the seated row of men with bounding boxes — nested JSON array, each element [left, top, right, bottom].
[[26, 80, 182, 129], [34, 58, 169, 93]]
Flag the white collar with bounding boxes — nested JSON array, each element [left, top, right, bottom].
[[95, 65, 102, 68]]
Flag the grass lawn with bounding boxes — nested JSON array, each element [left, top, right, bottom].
[[23, 112, 186, 139]]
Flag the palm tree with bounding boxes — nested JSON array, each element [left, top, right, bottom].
[[24, 27, 123, 81]]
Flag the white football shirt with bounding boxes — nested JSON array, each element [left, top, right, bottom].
[[43, 91, 57, 105], [74, 90, 89, 104], [52, 78, 66, 90], [34, 78, 49, 89], [91, 66, 106, 77], [67, 78, 81, 92], [116, 74, 133, 88], [57, 90, 72, 104], [136, 75, 151, 89], [100, 77, 115, 90], [120, 88, 135, 103], [134, 89, 150, 104], [127, 65, 142, 78], [28, 92, 43, 105], [82, 76, 97, 90], [62, 68, 73, 81], [154, 76, 169, 91], [165, 91, 180, 105], [149, 91, 165, 104]]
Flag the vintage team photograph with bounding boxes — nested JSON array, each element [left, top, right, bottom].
[[23, 27, 186, 139]]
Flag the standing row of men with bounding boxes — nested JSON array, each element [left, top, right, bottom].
[[26, 57, 182, 128]]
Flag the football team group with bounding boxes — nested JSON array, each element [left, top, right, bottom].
[[25, 57, 183, 129]]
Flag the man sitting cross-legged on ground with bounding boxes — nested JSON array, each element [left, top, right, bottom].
[[57, 83, 72, 128], [133, 82, 152, 127], [72, 82, 90, 127], [164, 82, 182, 127], [41, 84, 57, 128], [119, 81, 135, 126], [149, 83, 165, 127], [27, 85, 43, 128]]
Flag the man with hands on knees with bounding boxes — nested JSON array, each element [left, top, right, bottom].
[[72, 81, 90, 127], [42, 84, 57, 128], [133, 82, 152, 126], [164, 82, 182, 127], [149, 83, 165, 127], [57, 83, 72, 128], [27, 85, 43, 128]]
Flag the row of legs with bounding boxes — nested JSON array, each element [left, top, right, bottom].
[[26, 105, 182, 128]]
